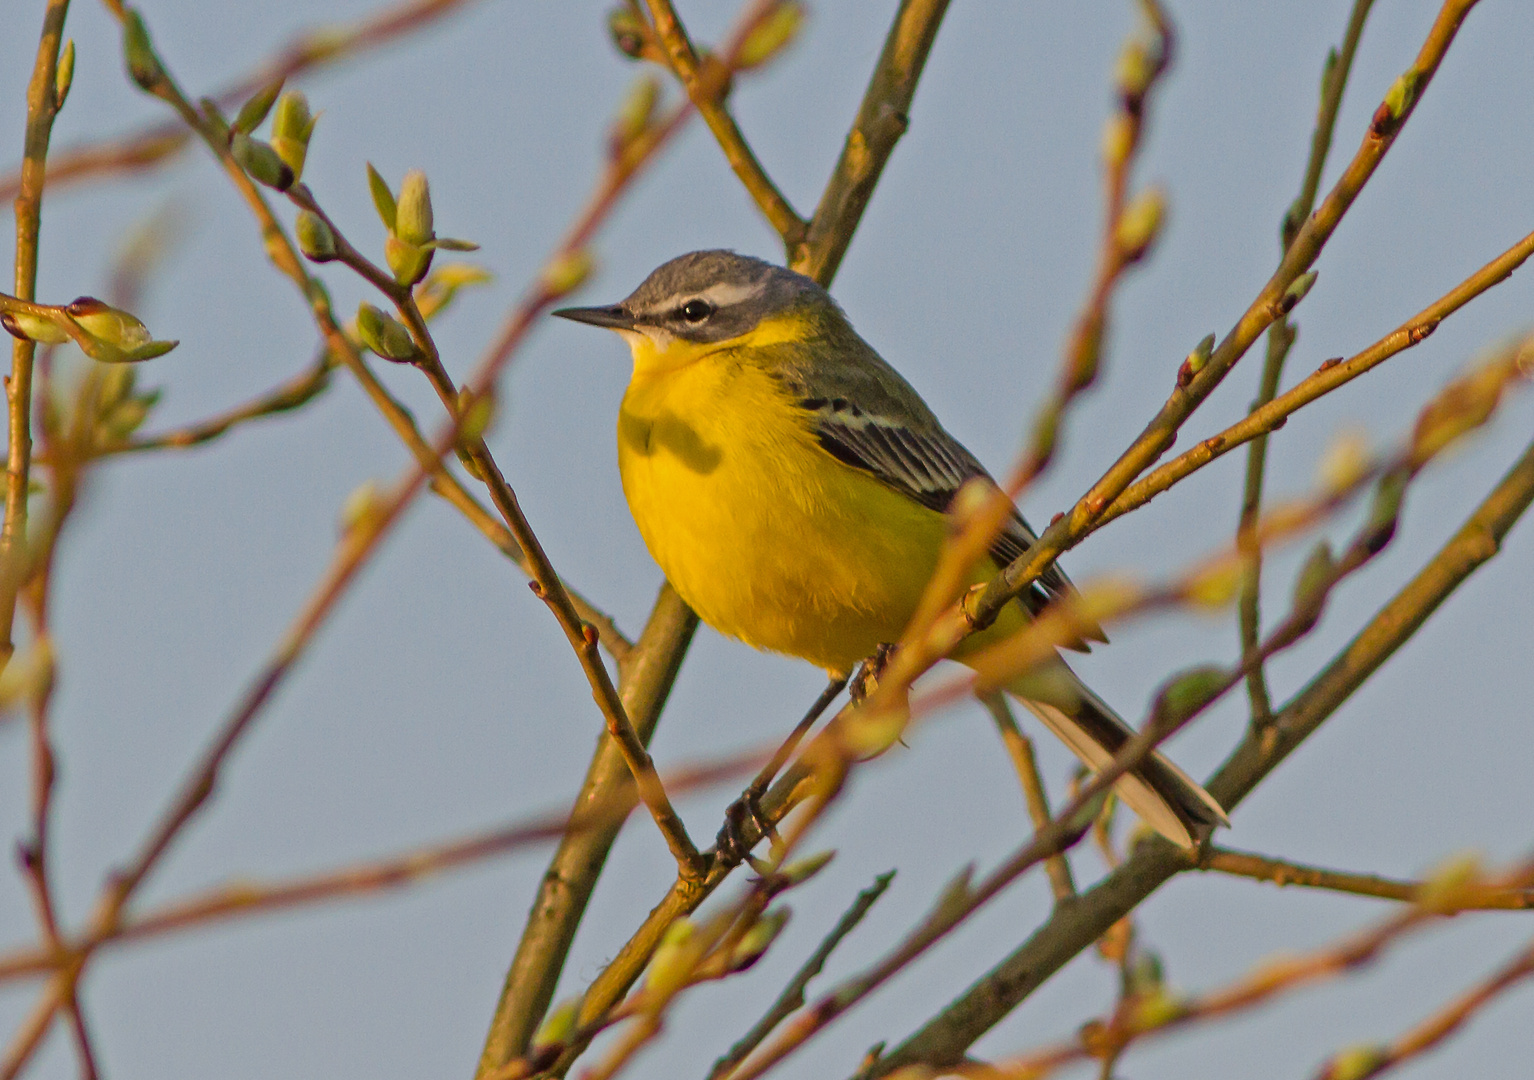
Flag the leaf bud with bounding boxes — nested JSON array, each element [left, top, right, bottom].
[[66, 297, 151, 362], [1362, 466, 1408, 553], [385, 236, 433, 287], [355, 302, 419, 362], [1115, 186, 1166, 262], [728, 907, 789, 971], [1415, 850, 1484, 914], [270, 90, 317, 179], [1115, 37, 1157, 101], [610, 75, 660, 156], [541, 248, 594, 298], [1152, 665, 1227, 728], [1278, 269, 1318, 313], [777, 849, 835, 887], [1101, 112, 1134, 171], [415, 263, 493, 321], [1184, 555, 1242, 609], [1177, 332, 1215, 387], [0, 638, 55, 713], [294, 210, 338, 262], [366, 163, 397, 232], [54, 39, 75, 111], [394, 169, 435, 246], [1291, 540, 1335, 620], [645, 918, 702, 1000], [1, 310, 70, 345], [530, 998, 579, 1052], [1317, 428, 1370, 492], [229, 132, 294, 191], [338, 479, 384, 536], [456, 388, 495, 445], [1323, 1044, 1389, 1080], [607, 6, 649, 60], [1128, 986, 1187, 1032], [122, 9, 168, 93], [737, 3, 804, 69], [233, 77, 284, 135]]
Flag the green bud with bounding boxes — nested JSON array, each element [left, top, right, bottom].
[[270, 90, 317, 179], [233, 77, 285, 135], [1381, 72, 1421, 123], [295, 210, 338, 262], [1415, 850, 1484, 914], [737, 3, 804, 69], [1410, 356, 1517, 469], [1177, 332, 1215, 386], [122, 9, 168, 93], [355, 302, 418, 362], [1363, 466, 1409, 553], [456, 388, 495, 445], [541, 248, 593, 297], [1128, 949, 1164, 995], [394, 169, 434, 246], [338, 479, 384, 536], [1154, 665, 1228, 727], [54, 39, 75, 111], [67, 296, 148, 352], [1324, 1044, 1388, 1080], [0, 638, 55, 713], [1128, 986, 1187, 1032], [385, 235, 432, 286], [729, 907, 789, 971], [645, 918, 701, 1000], [229, 132, 294, 191], [1291, 540, 1335, 618], [415, 263, 493, 321], [98, 362, 137, 411], [1115, 37, 1156, 100], [366, 163, 396, 232], [1115, 186, 1166, 261], [611, 75, 661, 153], [100, 395, 154, 441], [1279, 269, 1318, 313], [607, 6, 649, 60], [1317, 429, 1370, 492], [530, 998, 579, 1051], [199, 97, 230, 145], [1, 310, 70, 344], [777, 849, 835, 887]]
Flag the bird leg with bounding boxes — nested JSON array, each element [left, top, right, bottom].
[[715, 673, 848, 867]]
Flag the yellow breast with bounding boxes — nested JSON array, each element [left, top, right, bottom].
[[615, 337, 953, 677]]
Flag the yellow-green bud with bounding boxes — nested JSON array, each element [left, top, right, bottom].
[[729, 907, 789, 971], [1115, 187, 1166, 262], [338, 479, 384, 536], [0, 638, 55, 713], [1291, 540, 1335, 618], [295, 211, 338, 262], [645, 918, 701, 1000], [541, 248, 593, 297], [530, 998, 579, 1051], [1, 310, 70, 344], [1101, 112, 1134, 170], [607, 7, 649, 60], [1184, 556, 1242, 609], [611, 75, 661, 154], [777, 850, 835, 887], [1324, 1044, 1388, 1080], [366, 163, 397, 232], [385, 235, 433, 287], [230, 132, 294, 191], [1415, 850, 1484, 914], [1128, 986, 1186, 1032], [1115, 38, 1156, 100], [271, 90, 317, 180], [1279, 269, 1318, 313], [415, 263, 493, 321], [54, 39, 75, 112], [355, 302, 418, 362], [67, 297, 150, 361], [737, 3, 804, 69], [1318, 428, 1370, 492], [122, 9, 167, 93], [395, 169, 434, 246], [233, 77, 284, 135], [1153, 665, 1227, 727], [456, 388, 495, 445], [1363, 467, 1408, 553]]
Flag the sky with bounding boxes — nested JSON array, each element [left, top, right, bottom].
[[2, 1, 1533, 1078]]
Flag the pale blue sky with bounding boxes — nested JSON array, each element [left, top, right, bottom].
[[3, 2, 1533, 1077]]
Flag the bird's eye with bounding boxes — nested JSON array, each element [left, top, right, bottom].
[[679, 299, 714, 322]]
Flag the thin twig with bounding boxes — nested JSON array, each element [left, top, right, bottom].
[[707, 872, 895, 1080], [866, 428, 1534, 1074], [0, 0, 483, 203], [2, 0, 71, 665], [981, 694, 1075, 904], [1202, 847, 1534, 909], [1238, 0, 1375, 732], [642, 0, 806, 247]]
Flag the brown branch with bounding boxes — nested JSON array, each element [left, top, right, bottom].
[[968, 0, 1483, 638], [981, 694, 1075, 904], [2, 0, 71, 667], [865, 425, 1534, 1074], [1204, 847, 1534, 909], [0, 0, 482, 204], [1097, 220, 1534, 528], [642, 0, 806, 247], [1238, 0, 1375, 731]]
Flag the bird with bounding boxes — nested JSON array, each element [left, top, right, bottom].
[[553, 250, 1228, 849]]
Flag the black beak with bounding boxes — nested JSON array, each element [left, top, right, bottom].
[[551, 304, 636, 330]]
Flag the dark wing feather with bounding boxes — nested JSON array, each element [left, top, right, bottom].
[[801, 396, 1093, 636]]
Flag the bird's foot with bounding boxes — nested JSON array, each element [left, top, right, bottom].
[[849, 643, 897, 704]]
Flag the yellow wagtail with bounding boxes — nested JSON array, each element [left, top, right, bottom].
[[554, 250, 1227, 849]]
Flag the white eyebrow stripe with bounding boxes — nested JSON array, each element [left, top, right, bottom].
[[698, 280, 766, 308]]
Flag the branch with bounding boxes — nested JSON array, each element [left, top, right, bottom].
[[1203, 847, 1534, 909], [0, 0, 482, 203], [1238, 0, 1375, 731], [642, 0, 807, 247], [865, 425, 1534, 1073]]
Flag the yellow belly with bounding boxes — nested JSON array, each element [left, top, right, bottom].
[[616, 351, 1022, 676]]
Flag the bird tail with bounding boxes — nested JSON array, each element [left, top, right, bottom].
[[1006, 660, 1228, 850]]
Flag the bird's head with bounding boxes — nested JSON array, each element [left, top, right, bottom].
[[553, 250, 837, 370]]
